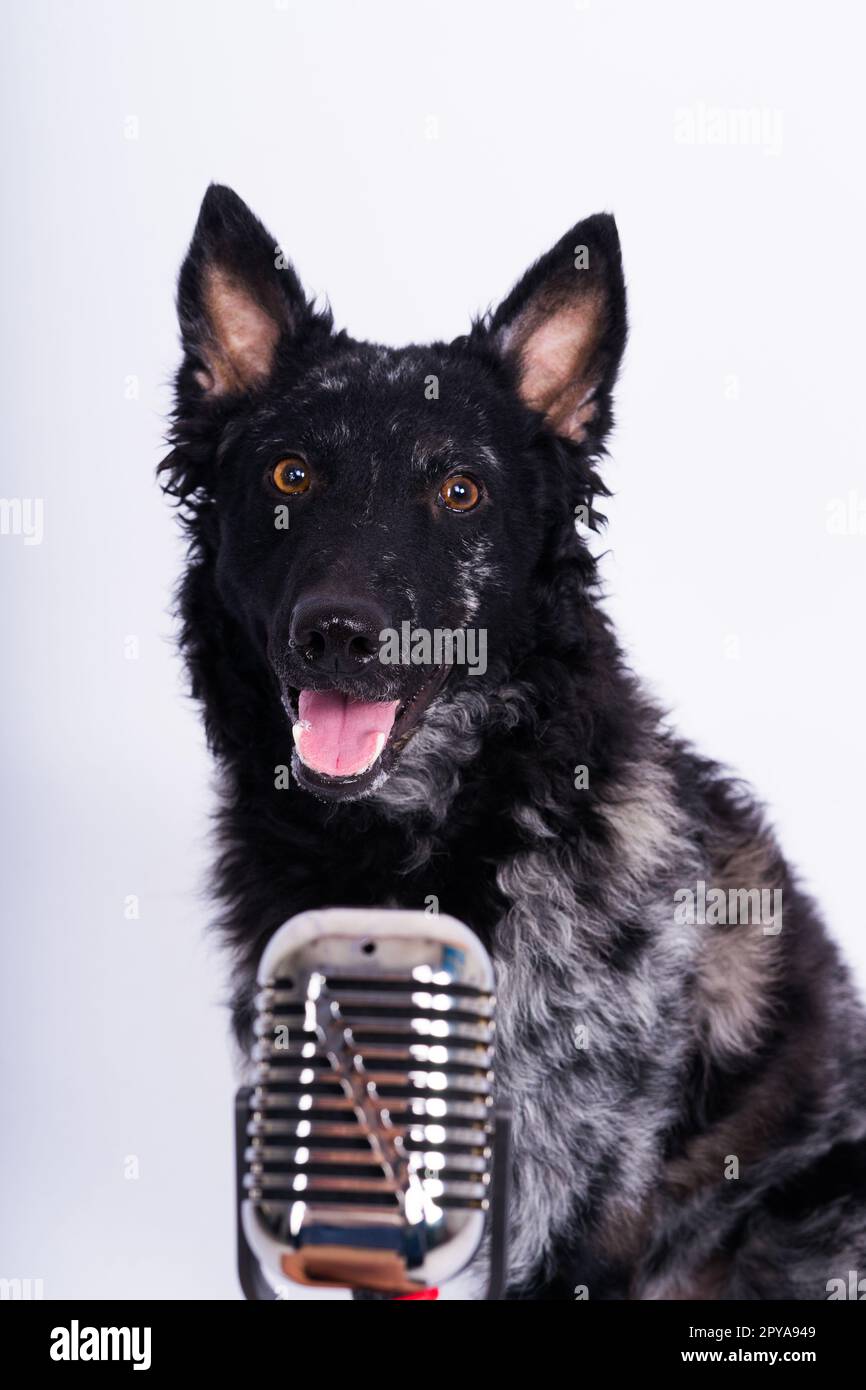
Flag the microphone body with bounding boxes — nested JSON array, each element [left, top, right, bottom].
[[235, 907, 509, 1299]]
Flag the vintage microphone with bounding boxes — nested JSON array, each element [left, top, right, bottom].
[[234, 907, 510, 1300]]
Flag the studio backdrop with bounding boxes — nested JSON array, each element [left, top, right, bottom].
[[2, 0, 864, 1300]]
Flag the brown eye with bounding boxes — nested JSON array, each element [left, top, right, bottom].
[[439, 474, 482, 512], [271, 456, 310, 496]]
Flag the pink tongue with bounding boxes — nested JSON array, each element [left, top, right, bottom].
[[296, 690, 399, 777]]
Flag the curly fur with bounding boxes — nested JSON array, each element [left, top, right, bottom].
[[162, 186, 866, 1299]]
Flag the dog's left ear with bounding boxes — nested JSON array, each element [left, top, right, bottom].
[[487, 214, 626, 447]]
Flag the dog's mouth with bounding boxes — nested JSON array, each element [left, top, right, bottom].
[[284, 668, 448, 801]]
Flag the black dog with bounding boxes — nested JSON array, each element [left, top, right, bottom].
[[163, 185, 866, 1299]]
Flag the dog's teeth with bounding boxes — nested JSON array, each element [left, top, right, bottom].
[[292, 722, 304, 748], [356, 733, 387, 774]]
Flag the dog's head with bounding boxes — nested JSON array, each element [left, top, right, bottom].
[[166, 186, 626, 802]]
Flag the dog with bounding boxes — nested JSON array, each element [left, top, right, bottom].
[[162, 185, 866, 1299]]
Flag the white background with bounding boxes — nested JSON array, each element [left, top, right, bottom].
[[2, 0, 864, 1300]]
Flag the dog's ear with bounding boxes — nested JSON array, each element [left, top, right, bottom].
[[177, 184, 316, 398], [487, 214, 626, 447]]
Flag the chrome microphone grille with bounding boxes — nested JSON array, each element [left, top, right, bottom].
[[239, 909, 497, 1294]]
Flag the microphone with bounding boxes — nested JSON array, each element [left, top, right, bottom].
[[234, 908, 510, 1300]]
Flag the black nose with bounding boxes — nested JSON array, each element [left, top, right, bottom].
[[289, 595, 388, 675]]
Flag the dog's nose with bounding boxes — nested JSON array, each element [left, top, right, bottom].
[[289, 595, 387, 675]]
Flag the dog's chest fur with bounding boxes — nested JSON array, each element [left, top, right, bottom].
[[328, 687, 865, 1298], [370, 692, 697, 1292]]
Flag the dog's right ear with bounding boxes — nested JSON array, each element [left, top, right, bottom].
[[177, 184, 316, 399]]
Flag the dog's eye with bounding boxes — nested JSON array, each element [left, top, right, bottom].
[[271, 456, 311, 496], [439, 474, 482, 513]]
